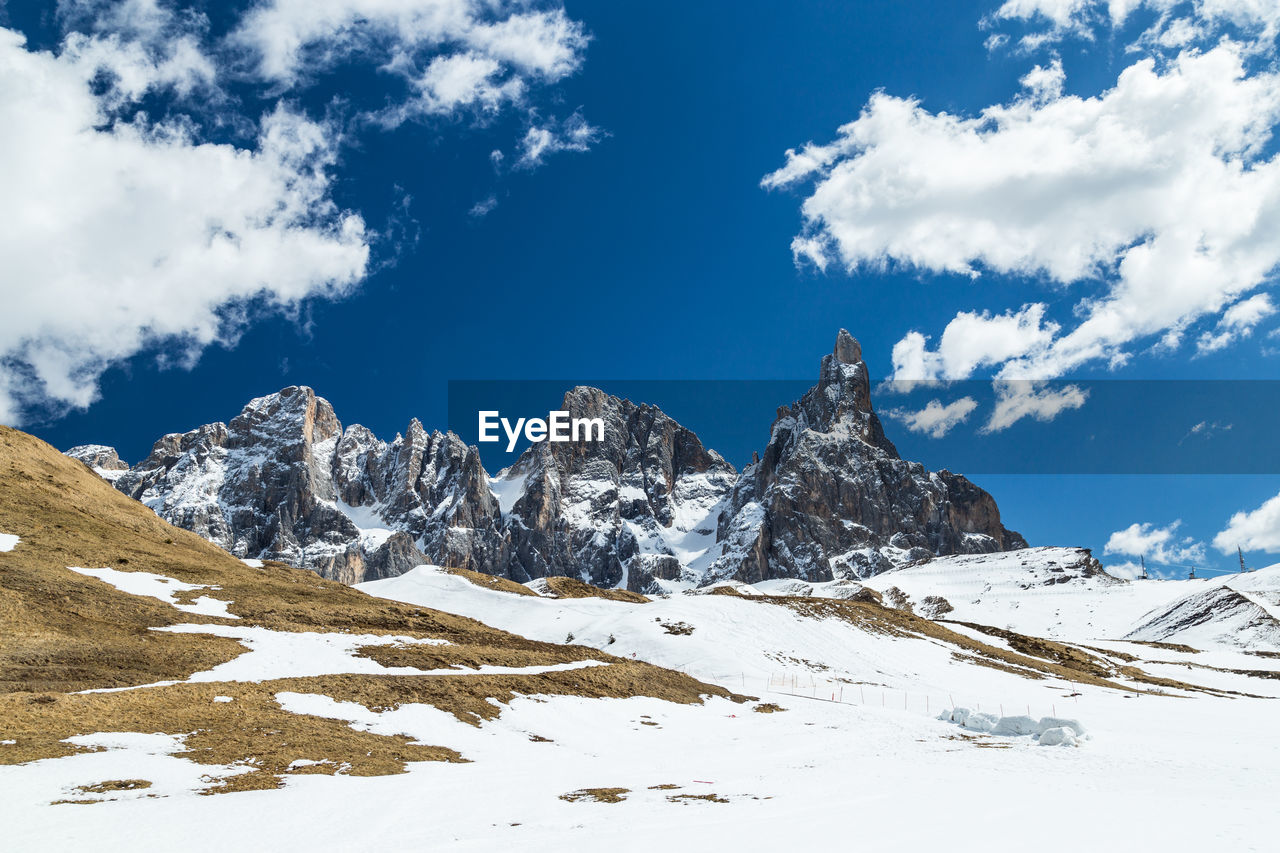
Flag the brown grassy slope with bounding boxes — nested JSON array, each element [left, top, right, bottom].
[[439, 566, 539, 596], [541, 576, 649, 603], [0, 426, 739, 792]]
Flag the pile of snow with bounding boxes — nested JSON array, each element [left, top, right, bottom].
[[0, 532, 18, 552], [67, 567, 238, 619], [941, 708, 1088, 746]]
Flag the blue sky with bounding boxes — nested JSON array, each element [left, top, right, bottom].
[[5, 0, 1280, 577]]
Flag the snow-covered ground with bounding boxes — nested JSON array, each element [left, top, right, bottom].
[[0, 532, 18, 552], [67, 567, 239, 619], [5, 675, 1278, 851], [5, 557, 1280, 851]]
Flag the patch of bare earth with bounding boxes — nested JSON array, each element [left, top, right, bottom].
[[667, 793, 729, 804], [560, 787, 629, 803]]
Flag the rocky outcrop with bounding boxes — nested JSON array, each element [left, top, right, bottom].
[[70, 330, 1026, 589], [494, 386, 735, 589], [64, 444, 130, 482], [706, 330, 1025, 584]]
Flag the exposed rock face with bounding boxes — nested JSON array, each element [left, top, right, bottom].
[[64, 444, 130, 483], [72, 330, 1025, 589], [494, 386, 735, 589], [707, 329, 1026, 583]]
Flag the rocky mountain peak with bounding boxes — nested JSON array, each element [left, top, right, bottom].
[[69, 330, 1027, 592], [709, 331, 1023, 584], [230, 386, 341, 451], [833, 328, 862, 364], [64, 444, 131, 483]]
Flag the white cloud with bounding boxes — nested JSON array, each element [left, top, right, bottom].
[[469, 194, 498, 217], [1104, 560, 1147, 580], [991, 1, 1280, 53], [890, 304, 1060, 382], [232, 0, 588, 129], [1180, 420, 1233, 443], [517, 111, 600, 168], [1196, 293, 1276, 353], [982, 381, 1088, 432], [1214, 491, 1280, 553], [766, 38, 1280, 385], [0, 27, 368, 424], [1106, 520, 1206, 564], [882, 397, 978, 438]]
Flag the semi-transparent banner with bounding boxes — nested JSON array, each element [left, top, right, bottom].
[[447, 379, 1280, 475]]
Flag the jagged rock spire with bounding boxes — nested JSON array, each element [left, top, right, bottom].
[[834, 328, 862, 364]]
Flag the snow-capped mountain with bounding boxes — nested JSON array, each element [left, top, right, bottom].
[[707, 330, 1025, 584], [62, 444, 129, 483], [492, 385, 737, 588], [66, 330, 1026, 588]]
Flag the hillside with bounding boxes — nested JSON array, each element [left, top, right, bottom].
[[5, 425, 1280, 851], [0, 425, 737, 794]]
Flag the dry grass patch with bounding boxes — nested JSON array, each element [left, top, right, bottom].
[[438, 567, 539, 597], [541, 577, 649, 603], [667, 793, 728, 804], [76, 778, 152, 794], [1125, 640, 1201, 654], [0, 680, 463, 793], [560, 787, 629, 803], [753, 703, 785, 713]]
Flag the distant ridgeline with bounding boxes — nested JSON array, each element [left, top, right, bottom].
[[65, 331, 1025, 592]]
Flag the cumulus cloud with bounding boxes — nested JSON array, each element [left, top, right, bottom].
[[1106, 520, 1206, 564], [0, 26, 367, 424], [991, 1, 1280, 53], [882, 397, 979, 438], [0, 0, 596, 425], [765, 15, 1280, 400], [232, 0, 589, 129], [1196, 293, 1276, 353], [890, 305, 1060, 383], [1214, 491, 1280, 553]]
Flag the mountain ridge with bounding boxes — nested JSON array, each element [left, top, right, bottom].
[[66, 330, 1025, 590]]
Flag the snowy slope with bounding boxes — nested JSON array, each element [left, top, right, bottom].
[[859, 547, 1205, 642], [1125, 563, 1280, 649], [359, 565, 1280, 705]]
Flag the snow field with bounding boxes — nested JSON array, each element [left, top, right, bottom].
[[67, 567, 239, 619]]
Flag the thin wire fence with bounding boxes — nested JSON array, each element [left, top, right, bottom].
[[666, 665, 1092, 720], [763, 672, 1086, 719]]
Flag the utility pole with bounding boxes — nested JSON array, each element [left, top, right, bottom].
[[1239, 546, 1247, 574]]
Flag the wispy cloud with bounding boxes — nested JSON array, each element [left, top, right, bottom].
[[882, 397, 978, 438]]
